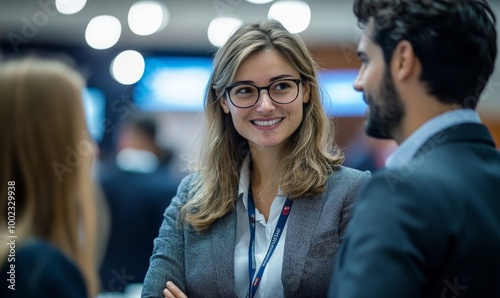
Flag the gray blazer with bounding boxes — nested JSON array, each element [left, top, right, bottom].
[[142, 166, 370, 298]]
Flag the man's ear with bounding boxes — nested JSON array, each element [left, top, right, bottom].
[[391, 40, 417, 82], [220, 96, 230, 114]]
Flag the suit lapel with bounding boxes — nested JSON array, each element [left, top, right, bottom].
[[282, 194, 324, 296], [414, 123, 495, 157], [210, 206, 237, 297]]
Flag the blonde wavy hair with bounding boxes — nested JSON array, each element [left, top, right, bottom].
[[181, 19, 344, 232], [0, 58, 100, 296]]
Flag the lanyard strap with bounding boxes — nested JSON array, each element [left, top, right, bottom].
[[247, 187, 293, 298]]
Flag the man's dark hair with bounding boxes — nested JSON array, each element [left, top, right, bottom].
[[353, 0, 497, 109]]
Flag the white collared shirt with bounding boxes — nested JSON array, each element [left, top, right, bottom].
[[385, 109, 481, 169], [234, 155, 288, 298]]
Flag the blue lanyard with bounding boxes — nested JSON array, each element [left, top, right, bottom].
[[247, 187, 293, 298]]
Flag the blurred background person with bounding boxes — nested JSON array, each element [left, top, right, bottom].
[[0, 57, 101, 297], [343, 124, 396, 173], [99, 114, 182, 293]]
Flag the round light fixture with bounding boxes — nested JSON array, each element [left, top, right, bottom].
[[128, 1, 169, 36], [56, 0, 87, 15], [268, 1, 311, 33], [85, 15, 121, 49], [207, 17, 243, 47], [111, 50, 145, 85]]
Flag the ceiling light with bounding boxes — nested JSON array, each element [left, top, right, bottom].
[[128, 1, 169, 36], [56, 0, 87, 15], [268, 1, 311, 33], [111, 50, 145, 85], [246, 0, 274, 3], [85, 15, 121, 49], [207, 17, 243, 48]]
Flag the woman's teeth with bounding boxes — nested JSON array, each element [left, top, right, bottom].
[[253, 118, 282, 126]]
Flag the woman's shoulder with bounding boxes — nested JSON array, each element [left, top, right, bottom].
[[11, 238, 72, 265], [16, 237, 62, 254], [174, 172, 201, 201], [329, 165, 372, 182], [325, 165, 372, 191], [1, 238, 87, 297]]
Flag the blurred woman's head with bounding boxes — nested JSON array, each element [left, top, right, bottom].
[[0, 57, 99, 295]]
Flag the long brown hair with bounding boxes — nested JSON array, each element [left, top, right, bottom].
[[0, 58, 100, 295], [180, 19, 344, 232]]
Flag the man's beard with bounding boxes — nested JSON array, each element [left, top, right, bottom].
[[364, 69, 405, 139]]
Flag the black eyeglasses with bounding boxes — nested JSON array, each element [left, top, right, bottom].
[[225, 78, 305, 108]]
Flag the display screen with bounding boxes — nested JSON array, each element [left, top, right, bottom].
[[133, 57, 212, 112], [319, 69, 366, 117], [82, 87, 106, 142], [133, 57, 366, 116]]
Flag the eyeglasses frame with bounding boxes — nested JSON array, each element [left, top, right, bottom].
[[224, 77, 307, 109]]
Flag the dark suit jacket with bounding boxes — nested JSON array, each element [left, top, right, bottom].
[[0, 238, 87, 298], [99, 166, 180, 292], [330, 123, 500, 298]]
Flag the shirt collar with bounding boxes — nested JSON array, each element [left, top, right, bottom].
[[237, 154, 285, 210], [385, 108, 481, 169], [238, 154, 252, 210]]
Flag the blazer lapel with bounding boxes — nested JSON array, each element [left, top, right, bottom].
[[210, 207, 238, 297], [282, 194, 324, 296]]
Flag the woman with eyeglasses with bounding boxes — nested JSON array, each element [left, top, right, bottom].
[[142, 19, 371, 298]]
